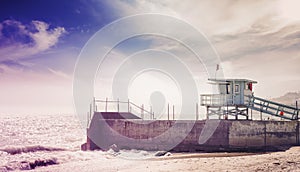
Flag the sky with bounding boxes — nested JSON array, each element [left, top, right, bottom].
[[0, 0, 299, 116]]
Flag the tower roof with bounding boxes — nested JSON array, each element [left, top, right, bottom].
[[208, 78, 258, 84]]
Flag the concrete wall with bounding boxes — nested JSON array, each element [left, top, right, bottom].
[[228, 121, 299, 150], [85, 113, 300, 152]]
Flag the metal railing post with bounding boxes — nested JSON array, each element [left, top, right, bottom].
[[141, 104, 144, 119], [226, 103, 228, 120], [173, 105, 175, 120], [168, 103, 170, 120], [296, 101, 298, 118], [128, 99, 130, 113], [196, 103, 199, 120], [93, 97, 96, 112], [260, 102, 262, 121], [117, 98, 120, 113], [150, 106, 153, 119], [105, 97, 108, 112]]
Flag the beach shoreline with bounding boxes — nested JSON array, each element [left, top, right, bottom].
[[27, 146, 300, 172]]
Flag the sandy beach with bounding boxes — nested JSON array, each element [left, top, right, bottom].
[[1, 115, 300, 172], [30, 147, 300, 172]]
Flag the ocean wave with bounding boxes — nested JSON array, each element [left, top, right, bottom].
[[0, 145, 66, 155], [0, 158, 58, 171]]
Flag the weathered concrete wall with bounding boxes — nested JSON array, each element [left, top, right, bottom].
[[265, 121, 298, 146], [85, 113, 300, 152], [228, 121, 298, 150], [229, 121, 265, 148]]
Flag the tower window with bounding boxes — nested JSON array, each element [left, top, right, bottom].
[[235, 85, 239, 93], [226, 84, 231, 94]]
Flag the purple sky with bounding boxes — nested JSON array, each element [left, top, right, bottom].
[[0, 0, 299, 115]]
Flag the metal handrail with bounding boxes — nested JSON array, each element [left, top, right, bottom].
[[245, 95, 299, 111], [244, 95, 299, 120], [129, 101, 153, 116], [92, 98, 154, 120], [89, 98, 199, 121]]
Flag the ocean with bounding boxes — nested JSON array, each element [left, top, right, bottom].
[[0, 114, 157, 171], [2, 114, 300, 172]]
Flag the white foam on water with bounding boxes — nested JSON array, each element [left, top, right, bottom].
[[0, 114, 160, 171], [110, 149, 156, 160]]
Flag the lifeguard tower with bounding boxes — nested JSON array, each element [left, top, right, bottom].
[[200, 78, 299, 120]]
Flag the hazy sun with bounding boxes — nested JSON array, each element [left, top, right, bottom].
[[278, 0, 300, 21]]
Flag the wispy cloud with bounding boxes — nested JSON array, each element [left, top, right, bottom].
[[0, 20, 66, 63], [107, 0, 279, 34], [103, 0, 300, 98], [213, 22, 300, 61], [47, 67, 71, 80], [30, 21, 66, 51]]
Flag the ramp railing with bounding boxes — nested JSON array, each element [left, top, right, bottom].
[[87, 98, 200, 123], [89, 98, 154, 120], [245, 95, 299, 120]]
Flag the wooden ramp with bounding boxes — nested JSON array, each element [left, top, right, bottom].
[[93, 112, 141, 119], [245, 95, 299, 120]]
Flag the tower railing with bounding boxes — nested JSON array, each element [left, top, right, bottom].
[[200, 94, 234, 106]]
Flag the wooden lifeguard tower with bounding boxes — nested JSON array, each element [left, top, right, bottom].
[[200, 79, 257, 120], [200, 78, 299, 120]]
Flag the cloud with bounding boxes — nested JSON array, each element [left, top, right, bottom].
[[106, 0, 300, 61], [107, 0, 278, 34], [103, 0, 300, 98], [104, 0, 286, 60], [213, 22, 300, 61], [30, 21, 66, 51], [0, 20, 66, 63], [47, 67, 71, 80]]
